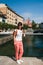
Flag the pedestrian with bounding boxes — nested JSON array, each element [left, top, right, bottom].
[[13, 22, 25, 64]]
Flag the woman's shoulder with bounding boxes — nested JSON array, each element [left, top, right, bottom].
[[13, 29, 18, 34], [22, 29, 25, 33], [22, 29, 24, 31], [13, 29, 18, 35], [14, 29, 18, 31]]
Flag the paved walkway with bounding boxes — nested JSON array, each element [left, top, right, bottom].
[[0, 56, 43, 65]]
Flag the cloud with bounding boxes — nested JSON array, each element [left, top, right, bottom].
[[35, 17, 43, 20], [21, 12, 32, 19], [21, 12, 43, 23], [32, 16, 43, 23]]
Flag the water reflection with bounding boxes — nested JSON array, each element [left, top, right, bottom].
[[0, 35, 43, 57], [23, 35, 43, 57]]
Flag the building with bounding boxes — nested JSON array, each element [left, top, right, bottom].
[[39, 23, 43, 29], [0, 11, 7, 23], [0, 3, 24, 25], [25, 18, 32, 28]]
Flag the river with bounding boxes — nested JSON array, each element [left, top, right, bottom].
[[0, 35, 43, 57]]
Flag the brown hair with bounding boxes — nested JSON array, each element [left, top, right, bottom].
[[17, 22, 22, 30]]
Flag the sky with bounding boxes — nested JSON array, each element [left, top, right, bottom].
[[0, 0, 43, 23]]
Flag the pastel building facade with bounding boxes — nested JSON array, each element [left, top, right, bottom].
[[0, 4, 24, 25]]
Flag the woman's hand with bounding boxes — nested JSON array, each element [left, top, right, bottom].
[[22, 29, 26, 37]]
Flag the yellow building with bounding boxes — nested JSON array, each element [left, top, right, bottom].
[[0, 3, 24, 25]]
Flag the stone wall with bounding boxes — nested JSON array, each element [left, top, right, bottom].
[[0, 35, 13, 45]]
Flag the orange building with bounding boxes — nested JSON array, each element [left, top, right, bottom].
[[0, 4, 24, 25], [25, 19, 32, 28]]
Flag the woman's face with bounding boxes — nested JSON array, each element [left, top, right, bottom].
[[19, 25, 22, 30]]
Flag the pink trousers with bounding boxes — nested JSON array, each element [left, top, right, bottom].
[[14, 41, 24, 60]]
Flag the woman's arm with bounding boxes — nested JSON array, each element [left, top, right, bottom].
[[13, 29, 17, 43], [22, 29, 26, 37], [13, 30, 17, 37]]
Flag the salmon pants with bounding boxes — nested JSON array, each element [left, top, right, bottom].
[[14, 41, 24, 60]]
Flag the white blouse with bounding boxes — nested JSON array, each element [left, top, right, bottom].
[[15, 29, 23, 41]]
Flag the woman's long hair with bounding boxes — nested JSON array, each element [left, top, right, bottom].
[[17, 22, 23, 30]]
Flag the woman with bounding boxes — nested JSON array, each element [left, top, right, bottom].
[[13, 22, 25, 64]]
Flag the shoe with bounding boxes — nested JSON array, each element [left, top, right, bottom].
[[16, 60, 21, 64], [19, 59, 24, 63]]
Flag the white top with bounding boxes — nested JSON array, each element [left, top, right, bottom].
[[15, 29, 23, 41]]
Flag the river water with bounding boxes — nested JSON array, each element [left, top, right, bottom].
[[0, 35, 43, 57], [23, 35, 43, 57]]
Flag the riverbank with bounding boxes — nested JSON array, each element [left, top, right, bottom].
[[0, 56, 43, 65], [0, 35, 13, 45]]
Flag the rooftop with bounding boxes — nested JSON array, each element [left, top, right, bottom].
[[0, 3, 24, 19]]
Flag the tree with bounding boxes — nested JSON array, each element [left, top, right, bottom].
[[0, 22, 2, 29], [32, 20, 36, 29], [23, 24, 29, 29], [0, 22, 17, 30]]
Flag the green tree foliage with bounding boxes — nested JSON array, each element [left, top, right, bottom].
[[23, 24, 29, 29], [0, 22, 29, 30], [0, 22, 17, 30], [32, 20, 36, 29]]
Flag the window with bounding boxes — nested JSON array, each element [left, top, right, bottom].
[[15, 21, 17, 24], [2, 19, 5, 23], [15, 19, 17, 22], [15, 19, 17, 24]]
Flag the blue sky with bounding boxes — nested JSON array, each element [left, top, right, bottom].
[[0, 0, 43, 23]]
